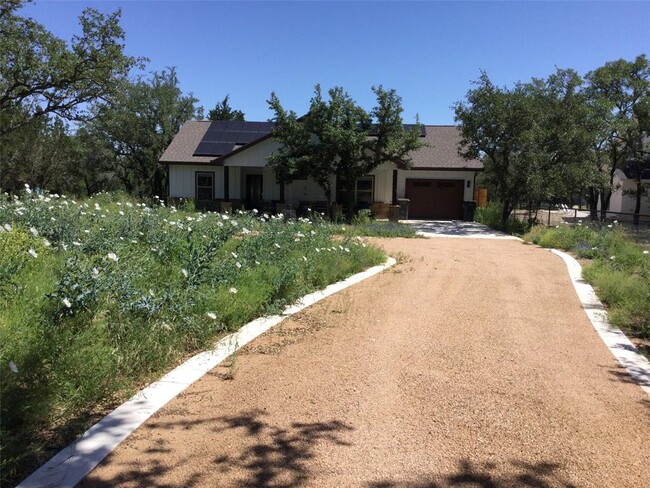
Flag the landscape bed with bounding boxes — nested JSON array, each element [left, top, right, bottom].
[[524, 222, 650, 347], [0, 189, 385, 486]]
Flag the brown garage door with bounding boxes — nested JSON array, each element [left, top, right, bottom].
[[405, 179, 464, 219]]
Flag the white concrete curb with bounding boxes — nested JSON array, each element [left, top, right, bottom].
[[18, 257, 397, 488], [551, 249, 650, 398]]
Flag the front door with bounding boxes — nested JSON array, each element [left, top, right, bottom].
[[245, 174, 263, 209]]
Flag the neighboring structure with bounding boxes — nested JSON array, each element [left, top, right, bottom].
[[599, 161, 650, 221], [160, 120, 483, 219]]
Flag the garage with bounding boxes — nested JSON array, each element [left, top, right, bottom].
[[405, 179, 464, 219]]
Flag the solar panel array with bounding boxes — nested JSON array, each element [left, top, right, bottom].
[[193, 121, 425, 157], [193, 120, 274, 157]]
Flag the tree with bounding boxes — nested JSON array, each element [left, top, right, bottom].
[[0, 1, 140, 137], [207, 94, 244, 121], [586, 54, 650, 223], [454, 73, 539, 225], [267, 85, 423, 218], [87, 67, 201, 197]]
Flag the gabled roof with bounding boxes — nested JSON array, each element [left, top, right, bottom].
[[160, 120, 483, 170], [159, 121, 213, 165], [411, 125, 482, 170]]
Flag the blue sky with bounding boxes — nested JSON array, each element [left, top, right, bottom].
[[20, 1, 650, 124]]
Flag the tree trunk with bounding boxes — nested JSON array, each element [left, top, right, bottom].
[[587, 188, 599, 221], [500, 200, 512, 229], [633, 175, 642, 226], [599, 190, 611, 222]]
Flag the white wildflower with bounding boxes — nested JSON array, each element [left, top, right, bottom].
[[610, 255, 616, 260], [73, 241, 81, 246], [229, 287, 238, 294], [107, 252, 119, 262], [91, 268, 99, 279], [119, 210, 125, 216], [181, 268, 189, 278], [217, 221, 224, 227], [231, 252, 238, 259], [274, 243, 281, 248], [3, 223, 12, 232], [252, 209, 258, 214], [149, 289, 155, 297], [607, 224, 612, 228], [231, 220, 238, 227], [344, 247, 350, 253], [315, 248, 320, 253], [29, 226, 38, 237], [255, 260, 260, 265], [9, 361, 18, 374], [242, 227, 250, 234], [63, 297, 72, 308], [303, 256, 307, 261], [206, 312, 217, 320], [43, 238, 51, 247], [84, 229, 90, 234], [235, 261, 242, 269], [221, 214, 229, 220], [28, 248, 38, 258], [643, 250, 649, 255]]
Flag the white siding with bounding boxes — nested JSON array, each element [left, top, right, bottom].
[[396, 169, 476, 201], [369, 162, 395, 203], [285, 176, 333, 207], [169, 165, 224, 199], [224, 138, 281, 167]]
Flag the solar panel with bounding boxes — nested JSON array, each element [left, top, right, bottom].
[[194, 121, 275, 156]]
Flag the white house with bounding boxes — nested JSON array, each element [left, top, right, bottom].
[[599, 162, 650, 221], [159, 120, 482, 219]]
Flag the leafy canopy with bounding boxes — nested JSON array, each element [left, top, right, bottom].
[[207, 94, 245, 121], [0, 1, 141, 136], [267, 84, 424, 214]]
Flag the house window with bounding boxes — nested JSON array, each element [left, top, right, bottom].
[[337, 175, 375, 205], [195, 172, 215, 200]]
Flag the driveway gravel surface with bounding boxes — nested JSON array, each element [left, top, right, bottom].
[[80, 238, 650, 488]]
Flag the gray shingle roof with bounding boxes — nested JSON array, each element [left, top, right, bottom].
[[410, 125, 482, 170], [159, 121, 213, 164], [160, 121, 483, 171]]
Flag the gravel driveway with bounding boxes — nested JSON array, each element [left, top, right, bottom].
[[80, 238, 650, 487]]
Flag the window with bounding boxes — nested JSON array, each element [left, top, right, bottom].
[[195, 172, 214, 200], [337, 175, 375, 205]]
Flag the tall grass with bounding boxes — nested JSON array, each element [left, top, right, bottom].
[[0, 188, 385, 485], [524, 222, 650, 340]]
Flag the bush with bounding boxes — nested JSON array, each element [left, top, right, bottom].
[[0, 190, 385, 485], [475, 202, 529, 235]]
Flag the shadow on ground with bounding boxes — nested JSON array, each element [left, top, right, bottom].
[[81, 409, 354, 488], [368, 459, 578, 488]]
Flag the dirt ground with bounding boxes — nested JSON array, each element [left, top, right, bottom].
[[80, 238, 650, 488]]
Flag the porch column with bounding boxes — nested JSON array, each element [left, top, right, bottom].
[[392, 169, 398, 204], [224, 166, 230, 201]]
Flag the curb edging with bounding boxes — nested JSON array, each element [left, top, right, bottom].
[[18, 257, 397, 488], [550, 249, 650, 398]]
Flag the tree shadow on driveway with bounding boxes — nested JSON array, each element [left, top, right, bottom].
[[211, 409, 354, 487], [80, 409, 354, 488], [368, 458, 578, 488]]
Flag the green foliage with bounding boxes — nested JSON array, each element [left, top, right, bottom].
[[474, 202, 529, 235], [524, 223, 650, 339], [335, 221, 417, 238], [0, 3, 140, 136], [207, 94, 245, 121], [267, 84, 424, 218], [0, 191, 384, 486], [88, 67, 201, 198]]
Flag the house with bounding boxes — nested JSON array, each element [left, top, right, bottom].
[[599, 160, 650, 221], [159, 120, 483, 219]]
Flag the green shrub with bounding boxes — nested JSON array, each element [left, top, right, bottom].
[[475, 202, 529, 234], [0, 191, 385, 486]]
